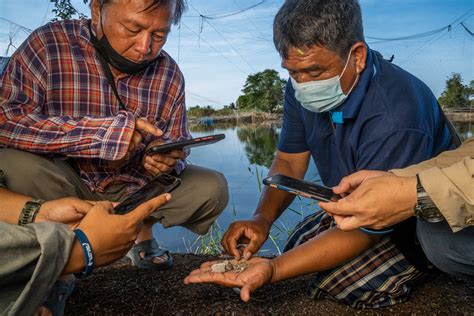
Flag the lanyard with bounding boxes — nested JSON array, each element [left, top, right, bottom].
[[88, 21, 127, 111], [94, 49, 127, 111]]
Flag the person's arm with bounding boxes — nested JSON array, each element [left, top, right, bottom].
[[185, 227, 379, 302], [0, 222, 76, 316], [0, 194, 171, 315], [143, 84, 189, 176], [391, 138, 474, 177], [254, 151, 311, 227], [320, 157, 474, 232], [0, 43, 136, 161], [221, 82, 312, 259], [416, 157, 474, 232], [0, 186, 94, 228], [271, 227, 379, 281]]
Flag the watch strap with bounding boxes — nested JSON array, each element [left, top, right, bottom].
[[18, 199, 45, 226], [415, 175, 444, 223]]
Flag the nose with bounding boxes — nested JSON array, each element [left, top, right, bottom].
[[292, 73, 308, 84], [135, 33, 152, 57]]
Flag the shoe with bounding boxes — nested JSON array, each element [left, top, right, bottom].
[[41, 275, 76, 316], [126, 239, 173, 270]]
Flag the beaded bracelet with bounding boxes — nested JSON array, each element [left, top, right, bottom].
[[73, 229, 94, 278]]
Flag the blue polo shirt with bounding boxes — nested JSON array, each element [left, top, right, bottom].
[[278, 48, 457, 270], [278, 48, 456, 187]]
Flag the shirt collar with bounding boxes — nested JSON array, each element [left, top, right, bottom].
[[336, 46, 377, 120]]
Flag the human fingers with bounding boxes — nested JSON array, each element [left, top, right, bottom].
[[184, 271, 241, 287], [319, 198, 357, 217], [146, 155, 176, 168], [128, 131, 142, 152], [71, 199, 96, 215], [225, 226, 247, 260], [332, 214, 362, 231], [243, 232, 262, 260], [166, 150, 187, 160], [332, 172, 368, 194], [135, 118, 163, 137], [126, 193, 171, 223], [144, 161, 164, 176]]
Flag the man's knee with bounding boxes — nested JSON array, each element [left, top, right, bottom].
[[192, 169, 229, 215], [417, 220, 474, 281], [0, 148, 77, 199], [178, 166, 229, 235]]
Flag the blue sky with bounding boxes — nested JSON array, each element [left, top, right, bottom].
[[0, 0, 473, 108]]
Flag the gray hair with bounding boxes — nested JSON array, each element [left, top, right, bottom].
[[273, 0, 365, 59], [99, 0, 187, 25]]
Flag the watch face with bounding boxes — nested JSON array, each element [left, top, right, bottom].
[[419, 207, 445, 223]]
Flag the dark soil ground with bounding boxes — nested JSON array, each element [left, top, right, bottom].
[[66, 254, 473, 315]]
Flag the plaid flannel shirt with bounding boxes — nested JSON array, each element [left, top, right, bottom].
[[0, 19, 190, 194]]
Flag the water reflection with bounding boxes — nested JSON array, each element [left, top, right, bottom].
[[453, 121, 473, 141], [236, 125, 280, 168]]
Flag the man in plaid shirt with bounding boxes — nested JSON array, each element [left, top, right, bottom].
[[0, 0, 228, 272]]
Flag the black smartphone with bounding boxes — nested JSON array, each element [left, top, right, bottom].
[[146, 134, 225, 155], [263, 174, 340, 202], [114, 174, 181, 215]]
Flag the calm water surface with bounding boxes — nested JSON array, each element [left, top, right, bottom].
[[154, 121, 473, 254]]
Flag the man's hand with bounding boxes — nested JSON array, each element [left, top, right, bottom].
[[129, 118, 163, 153], [35, 198, 96, 229], [221, 215, 271, 260], [184, 257, 274, 302], [66, 193, 171, 271], [319, 171, 418, 231], [331, 170, 390, 196], [143, 149, 186, 176]]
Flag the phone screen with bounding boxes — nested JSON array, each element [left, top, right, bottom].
[[114, 174, 181, 215], [263, 174, 339, 202], [146, 134, 225, 155]]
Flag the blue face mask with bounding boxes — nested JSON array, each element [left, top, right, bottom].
[[291, 50, 358, 113]]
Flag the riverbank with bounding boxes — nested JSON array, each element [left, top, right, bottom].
[[446, 111, 474, 122], [65, 254, 473, 315], [188, 111, 474, 126]]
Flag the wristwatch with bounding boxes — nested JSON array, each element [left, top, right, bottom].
[[415, 175, 444, 223], [18, 199, 45, 226]]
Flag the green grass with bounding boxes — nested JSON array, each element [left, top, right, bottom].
[[186, 165, 311, 256]]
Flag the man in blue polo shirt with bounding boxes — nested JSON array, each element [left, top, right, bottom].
[[184, 0, 458, 308]]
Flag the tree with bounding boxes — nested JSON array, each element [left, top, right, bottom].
[[50, 0, 89, 21], [438, 73, 471, 109], [236, 69, 287, 113]]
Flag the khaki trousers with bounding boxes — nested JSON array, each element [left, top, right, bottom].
[[0, 149, 228, 235]]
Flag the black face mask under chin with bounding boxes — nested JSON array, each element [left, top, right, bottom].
[[91, 23, 153, 75]]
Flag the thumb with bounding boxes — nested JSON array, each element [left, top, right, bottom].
[[126, 193, 171, 223], [136, 118, 163, 137], [332, 171, 369, 194], [333, 215, 361, 231]]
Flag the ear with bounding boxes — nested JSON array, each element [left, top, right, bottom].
[[90, 0, 101, 33], [352, 42, 367, 74]]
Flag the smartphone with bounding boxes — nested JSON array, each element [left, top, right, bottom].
[[114, 174, 181, 215], [264, 174, 393, 235], [146, 134, 225, 155], [263, 174, 340, 202]]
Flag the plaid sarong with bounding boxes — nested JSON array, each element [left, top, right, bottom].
[[284, 211, 425, 309]]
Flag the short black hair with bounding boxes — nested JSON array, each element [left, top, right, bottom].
[[99, 0, 187, 25], [273, 0, 365, 59]]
